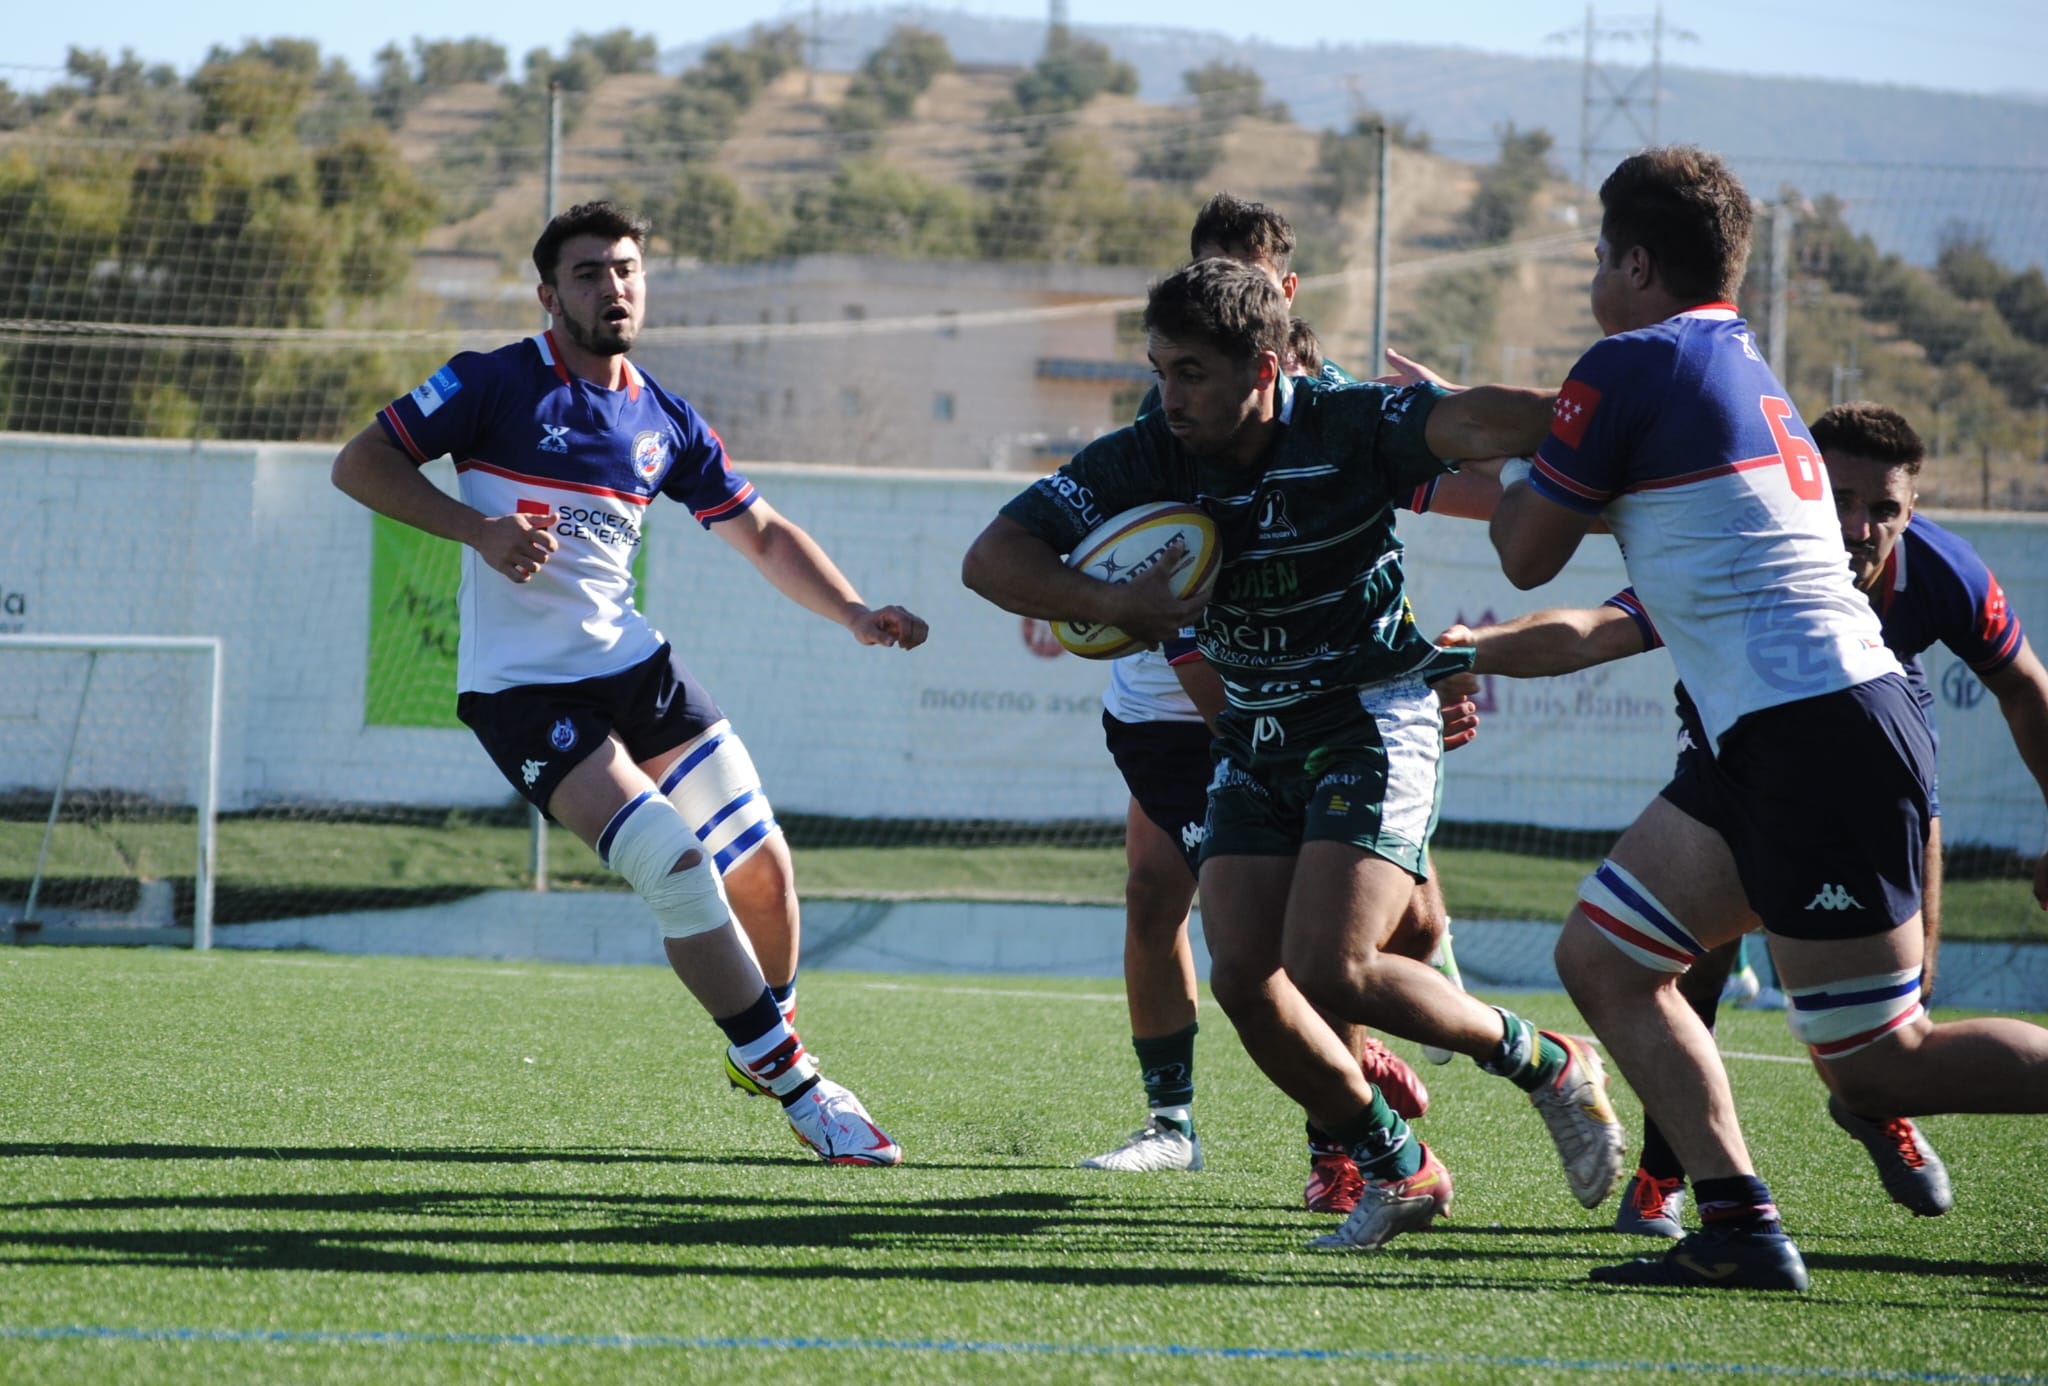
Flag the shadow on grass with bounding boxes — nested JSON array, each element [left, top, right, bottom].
[[0, 1142, 1065, 1172], [0, 1175, 1600, 1291], [0, 1187, 1548, 1289]]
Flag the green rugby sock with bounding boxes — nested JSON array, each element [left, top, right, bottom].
[[1134, 1022, 1198, 1117], [1477, 1007, 1568, 1092], [1331, 1087, 1423, 1182]]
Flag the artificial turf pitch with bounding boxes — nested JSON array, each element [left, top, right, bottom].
[[1, 946, 2045, 1384]]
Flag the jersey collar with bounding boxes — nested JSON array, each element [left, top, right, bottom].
[[534, 330, 642, 400], [1275, 369, 1297, 424], [1670, 301, 1740, 321]]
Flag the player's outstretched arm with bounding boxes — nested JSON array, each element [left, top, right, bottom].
[[1423, 385, 1555, 462], [1437, 605, 1647, 679], [1980, 637, 2048, 908], [961, 516, 1205, 644], [715, 498, 926, 649], [331, 424, 558, 583]]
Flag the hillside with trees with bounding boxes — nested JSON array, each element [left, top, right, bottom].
[[2, 21, 2043, 501]]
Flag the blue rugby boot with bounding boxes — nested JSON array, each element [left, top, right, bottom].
[[1590, 1224, 1809, 1291]]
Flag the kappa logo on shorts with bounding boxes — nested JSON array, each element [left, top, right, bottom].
[[520, 758, 547, 787], [1181, 821, 1208, 854], [1805, 884, 1864, 911], [549, 717, 578, 752], [538, 424, 571, 454]]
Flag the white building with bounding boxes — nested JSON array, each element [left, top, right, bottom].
[[419, 251, 1155, 471]]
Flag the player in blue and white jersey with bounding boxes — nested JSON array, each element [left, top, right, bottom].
[[1488, 147, 2048, 1291], [332, 201, 926, 1167], [1447, 400, 2048, 1237]]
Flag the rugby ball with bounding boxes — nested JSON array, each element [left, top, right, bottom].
[[1051, 502, 1220, 659]]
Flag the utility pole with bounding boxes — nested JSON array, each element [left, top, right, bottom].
[[1765, 200, 1793, 375], [1373, 123, 1390, 371], [1548, 5, 1698, 186], [807, 0, 822, 100]]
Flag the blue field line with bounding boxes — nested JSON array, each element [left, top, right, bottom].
[[2, 1325, 2043, 1382]]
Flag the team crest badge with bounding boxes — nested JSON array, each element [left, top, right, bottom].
[[549, 717, 578, 751], [1257, 491, 1298, 539], [630, 431, 669, 484]]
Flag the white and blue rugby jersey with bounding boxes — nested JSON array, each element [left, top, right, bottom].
[[377, 331, 757, 693], [1531, 305, 1897, 750], [1104, 637, 1207, 724]]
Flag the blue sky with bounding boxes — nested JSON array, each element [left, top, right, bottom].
[[5, 0, 2043, 101]]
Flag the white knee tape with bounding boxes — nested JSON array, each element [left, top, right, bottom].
[[658, 720, 781, 874], [600, 792, 732, 940], [1578, 860, 1706, 974], [1787, 969, 1923, 1059]]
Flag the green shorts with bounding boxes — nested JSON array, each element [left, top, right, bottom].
[[1201, 677, 1444, 877]]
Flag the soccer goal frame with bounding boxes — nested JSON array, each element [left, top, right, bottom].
[[0, 634, 223, 951]]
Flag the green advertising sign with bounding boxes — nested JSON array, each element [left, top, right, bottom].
[[364, 513, 650, 728], [366, 517, 463, 728]]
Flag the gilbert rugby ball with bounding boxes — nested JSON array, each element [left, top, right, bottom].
[[1051, 501, 1220, 659]]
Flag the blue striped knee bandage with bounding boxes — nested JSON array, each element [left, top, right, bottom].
[[658, 720, 781, 875], [1578, 860, 1707, 974], [1786, 970, 1923, 1059]]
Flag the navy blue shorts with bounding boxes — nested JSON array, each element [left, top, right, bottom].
[[1102, 710, 1212, 879], [1660, 674, 1933, 940], [457, 645, 724, 815]]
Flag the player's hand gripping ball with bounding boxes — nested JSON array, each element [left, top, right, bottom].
[[1051, 502, 1220, 659]]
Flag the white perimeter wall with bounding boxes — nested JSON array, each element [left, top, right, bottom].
[[3, 434, 2044, 856]]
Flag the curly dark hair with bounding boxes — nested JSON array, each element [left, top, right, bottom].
[[532, 201, 651, 284], [1810, 401, 1926, 475]]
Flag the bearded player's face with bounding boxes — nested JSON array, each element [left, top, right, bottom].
[[542, 234, 645, 357], [1147, 332, 1269, 463]]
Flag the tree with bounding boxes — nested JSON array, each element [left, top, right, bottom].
[[648, 167, 785, 263], [1009, 31, 1137, 116], [1316, 117, 1381, 210], [784, 161, 976, 260], [862, 26, 954, 116], [192, 42, 320, 139], [979, 133, 1187, 266], [0, 112, 437, 438], [1184, 61, 1286, 124], [698, 24, 804, 108], [637, 25, 803, 165], [1936, 225, 2005, 301], [414, 37, 508, 87], [1463, 124, 1553, 246], [833, 25, 954, 140], [1994, 266, 2048, 348], [570, 30, 660, 77]]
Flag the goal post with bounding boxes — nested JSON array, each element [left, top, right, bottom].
[[0, 634, 223, 952]]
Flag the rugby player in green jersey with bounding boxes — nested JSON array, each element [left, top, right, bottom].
[[964, 258, 1628, 1252], [1083, 193, 1459, 1211]]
